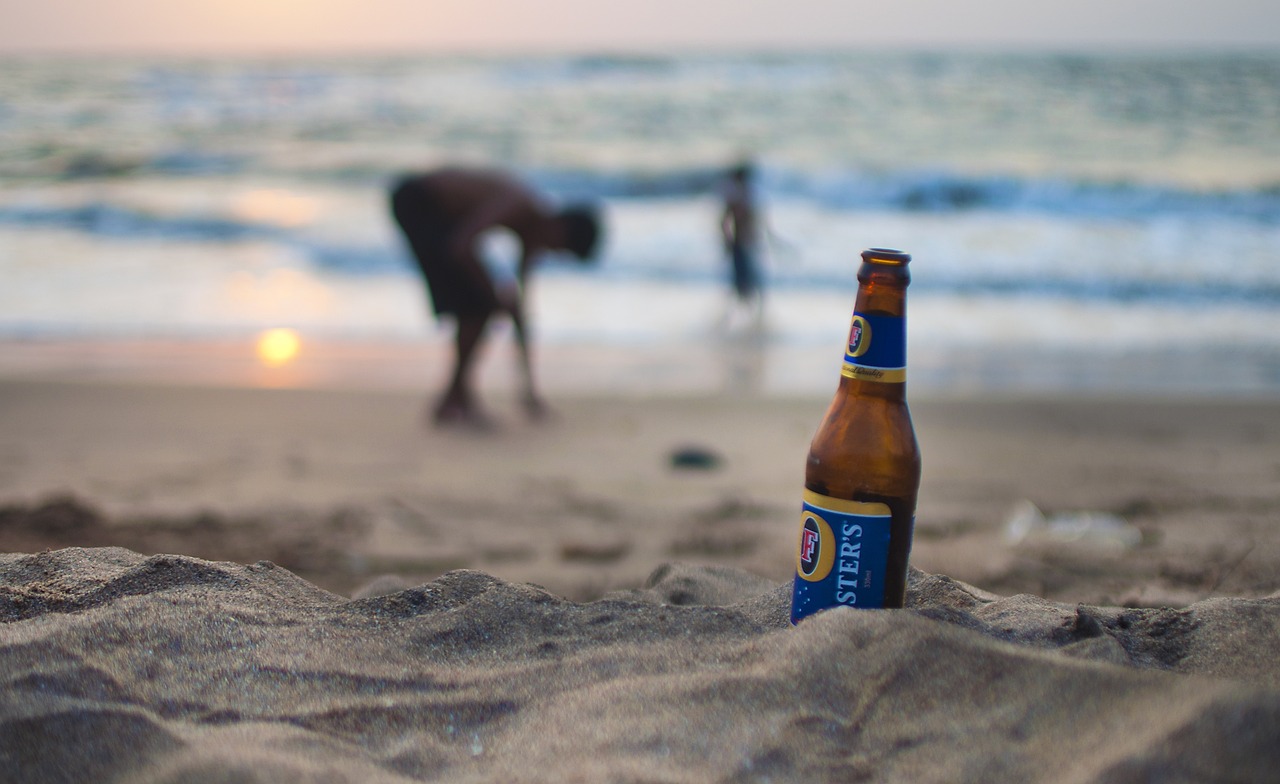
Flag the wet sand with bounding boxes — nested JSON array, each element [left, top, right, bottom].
[[1, 377, 1276, 605]]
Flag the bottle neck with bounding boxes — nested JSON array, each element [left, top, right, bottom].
[[855, 260, 909, 316], [838, 257, 910, 399]]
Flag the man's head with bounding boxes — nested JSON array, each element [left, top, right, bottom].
[[555, 205, 602, 262]]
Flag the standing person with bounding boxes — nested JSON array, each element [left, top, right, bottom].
[[390, 167, 601, 428], [719, 161, 764, 322]]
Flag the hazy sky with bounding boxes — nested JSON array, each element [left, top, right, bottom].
[[2, 0, 1278, 55]]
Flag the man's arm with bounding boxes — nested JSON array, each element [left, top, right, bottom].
[[720, 203, 737, 249], [448, 191, 528, 261], [504, 285, 547, 419], [449, 187, 542, 314], [508, 212, 554, 418]]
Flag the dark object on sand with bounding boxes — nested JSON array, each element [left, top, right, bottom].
[[669, 445, 723, 471]]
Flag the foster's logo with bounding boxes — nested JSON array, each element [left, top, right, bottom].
[[847, 315, 872, 358], [796, 509, 835, 582]]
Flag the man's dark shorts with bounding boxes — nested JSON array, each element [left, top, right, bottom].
[[731, 243, 761, 300], [390, 176, 499, 318]]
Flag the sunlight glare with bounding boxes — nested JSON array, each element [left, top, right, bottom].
[[257, 328, 302, 367], [234, 189, 319, 228]]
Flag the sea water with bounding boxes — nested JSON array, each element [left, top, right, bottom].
[[1, 51, 1278, 395]]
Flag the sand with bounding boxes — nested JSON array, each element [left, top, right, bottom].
[[2, 376, 1279, 781]]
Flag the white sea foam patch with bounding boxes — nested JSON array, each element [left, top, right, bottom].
[[765, 206, 1280, 294], [909, 293, 1280, 354], [0, 229, 425, 339], [532, 277, 729, 345], [4, 216, 1277, 359]]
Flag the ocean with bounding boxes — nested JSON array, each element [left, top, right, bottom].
[[1, 50, 1278, 396]]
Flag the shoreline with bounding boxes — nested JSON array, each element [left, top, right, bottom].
[[3, 334, 1279, 401]]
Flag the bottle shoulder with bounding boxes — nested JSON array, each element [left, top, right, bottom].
[[806, 388, 920, 500]]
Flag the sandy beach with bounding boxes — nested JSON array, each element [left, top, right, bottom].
[[2, 364, 1279, 781]]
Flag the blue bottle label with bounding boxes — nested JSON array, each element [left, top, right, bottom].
[[791, 490, 893, 623], [842, 313, 906, 383]]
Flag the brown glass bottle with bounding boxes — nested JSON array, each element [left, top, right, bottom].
[[791, 248, 921, 623]]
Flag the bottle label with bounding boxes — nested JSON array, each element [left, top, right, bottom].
[[842, 312, 906, 383], [791, 490, 892, 623]]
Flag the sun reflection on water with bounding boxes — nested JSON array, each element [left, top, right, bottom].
[[256, 328, 301, 367]]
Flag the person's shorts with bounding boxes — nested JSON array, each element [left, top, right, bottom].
[[390, 177, 498, 318], [731, 244, 761, 299]]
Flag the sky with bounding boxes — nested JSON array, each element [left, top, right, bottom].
[[1, 0, 1278, 55]]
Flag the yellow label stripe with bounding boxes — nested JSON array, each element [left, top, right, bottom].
[[803, 489, 891, 516], [841, 363, 906, 383]]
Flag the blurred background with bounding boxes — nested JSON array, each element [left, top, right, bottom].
[[1, 1, 1279, 398]]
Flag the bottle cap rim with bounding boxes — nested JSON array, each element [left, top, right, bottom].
[[861, 248, 911, 264]]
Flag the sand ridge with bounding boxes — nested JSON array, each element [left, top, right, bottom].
[[3, 548, 1279, 783]]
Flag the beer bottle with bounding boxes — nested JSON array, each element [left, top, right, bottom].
[[791, 248, 921, 623]]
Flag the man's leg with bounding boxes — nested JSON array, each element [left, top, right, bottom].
[[435, 311, 492, 426]]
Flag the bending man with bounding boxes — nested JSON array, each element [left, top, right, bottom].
[[390, 167, 601, 427]]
